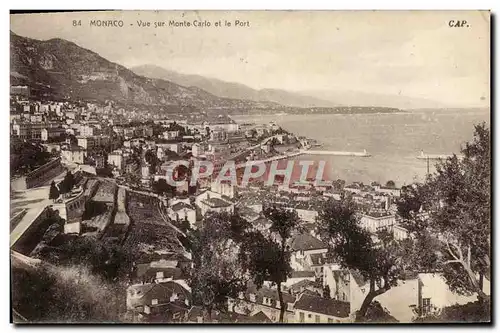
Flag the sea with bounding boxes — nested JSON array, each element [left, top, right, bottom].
[[231, 108, 490, 186]]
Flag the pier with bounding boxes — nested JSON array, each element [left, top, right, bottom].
[[235, 149, 371, 169], [299, 149, 371, 157], [416, 151, 463, 160]]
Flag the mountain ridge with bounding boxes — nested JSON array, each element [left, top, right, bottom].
[[131, 64, 450, 110], [131, 64, 339, 108], [9, 31, 277, 110]]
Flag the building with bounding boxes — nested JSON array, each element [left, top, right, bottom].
[[108, 150, 124, 170], [76, 135, 111, 150], [227, 284, 296, 322], [141, 164, 151, 179], [163, 130, 180, 140], [290, 233, 328, 272], [374, 184, 402, 197], [11, 157, 65, 190], [11, 85, 30, 97], [210, 181, 235, 199], [12, 122, 60, 140], [126, 280, 191, 322], [94, 155, 106, 169], [208, 120, 239, 133], [293, 293, 350, 323], [284, 271, 316, 288], [321, 264, 491, 323], [198, 196, 234, 217], [79, 125, 100, 137], [287, 280, 323, 297], [191, 143, 205, 157], [61, 146, 86, 164], [168, 201, 197, 229], [359, 212, 396, 234], [41, 127, 66, 142]]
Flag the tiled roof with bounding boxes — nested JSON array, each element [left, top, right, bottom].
[[171, 202, 194, 212], [290, 271, 316, 279], [288, 279, 322, 291], [135, 265, 183, 281], [290, 233, 327, 252], [128, 281, 191, 309], [203, 197, 232, 208], [244, 283, 296, 307], [251, 311, 272, 323], [294, 293, 350, 318]]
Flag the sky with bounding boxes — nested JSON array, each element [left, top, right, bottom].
[[10, 10, 490, 107]]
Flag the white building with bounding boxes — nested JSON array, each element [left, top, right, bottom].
[[108, 150, 124, 170]]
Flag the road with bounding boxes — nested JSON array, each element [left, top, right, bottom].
[[10, 187, 52, 248], [10, 171, 67, 248]]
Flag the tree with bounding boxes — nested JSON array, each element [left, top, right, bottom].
[[59, 171, 75, 196], [12, 264, 124, 322], [332, 179, 346, 191], [152, 178, 175, 197], [323, 284, 331, 299], [125, 172, 141, 188], [189, 212, 250, 321], [56, 236, 131, 282], [49, 181, 59, 202], [397, 123, 490, 303], [241, 206, 299, 322], [317, 198, 409, 321], [144, 149, 158, 171], [385, 180, 396, 188]]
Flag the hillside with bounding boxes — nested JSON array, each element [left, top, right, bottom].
[[131, 64, 338, 108], [301, 90, 449, 110], [132, 64, 448, 110], [9, 32, 275, 110]]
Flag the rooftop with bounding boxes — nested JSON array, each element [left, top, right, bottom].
[[170, 202, 194, 212], [290, 233, 327, 252], [290, 271, 316, 279], [202, 197, 232, 208], [294, 294, 350, 318]]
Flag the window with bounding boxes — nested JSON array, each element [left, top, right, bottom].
[[299, 312, 305, 323], [422, 298, 431, 315], [328, 318, 334, 323], [315, 315, 320, 323], [151, 299, 158, 305], [308, 314, 312, 319]]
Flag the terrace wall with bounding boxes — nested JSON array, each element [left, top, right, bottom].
[[25, 158, 64, 189], [11, 206, 58, 256]]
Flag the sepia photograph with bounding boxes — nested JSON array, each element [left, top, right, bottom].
[[9, 10, 491, 324]]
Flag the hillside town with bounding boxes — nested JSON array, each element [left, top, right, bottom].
[[10, 89, 491, 324]]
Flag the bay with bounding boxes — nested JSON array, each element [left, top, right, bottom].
[[231, 109, 490, 186]]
